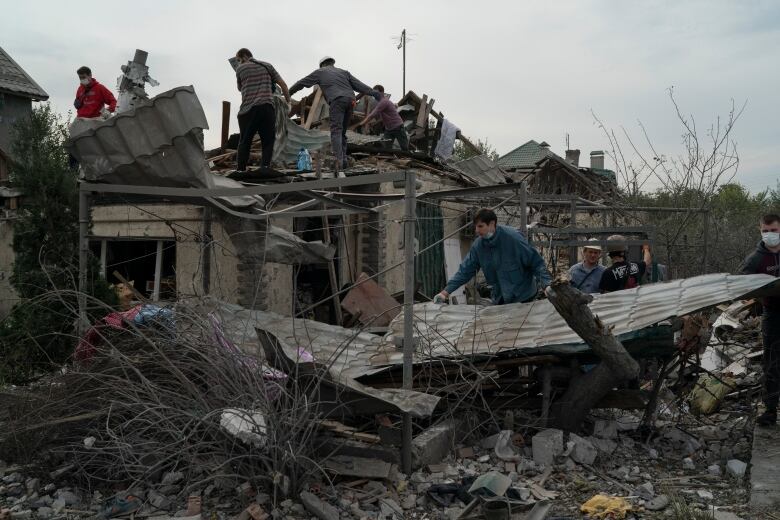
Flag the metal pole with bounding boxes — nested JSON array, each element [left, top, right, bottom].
[[702, 209, 710, 274], [99, 240, 107, 279], [78, 189, 90, 335], [519, 181, 527, 236], [569, 197, 578, 267], [402, 29, 406, 94], [401, 169, 416, 474], [152, 240, 163, 302], [201, 207, 212, 295]]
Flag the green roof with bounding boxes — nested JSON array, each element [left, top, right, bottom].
[[496, 139, 551, 170]]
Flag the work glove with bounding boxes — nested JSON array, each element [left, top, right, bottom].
[[433, 292, 448, 304]]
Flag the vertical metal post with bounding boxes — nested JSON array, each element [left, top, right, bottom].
[[78, 189, 90, 334], [568, 197, 578, 267], [702, 209, 710, 274], [519, 181, 528, 236], [201, 207, 212, 295], [152, 240, 163, 302], [401, 29, 406, 94], [317, 157, 344, 325], [402, 169, 417, 474], [540, 365, 552, 427], [99, 240, 107, 279]]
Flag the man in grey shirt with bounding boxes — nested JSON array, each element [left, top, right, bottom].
[[289, 56, 377, 170], [568, 239, 606, 294]]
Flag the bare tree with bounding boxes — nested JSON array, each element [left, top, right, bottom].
[[592, 88, 747, 277]]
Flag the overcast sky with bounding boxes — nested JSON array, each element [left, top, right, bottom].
[[3, 0, 778, 193]]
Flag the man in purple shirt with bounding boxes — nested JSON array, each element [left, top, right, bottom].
[[358, 85, 409, 151]]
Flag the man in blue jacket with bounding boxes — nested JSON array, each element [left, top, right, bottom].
[[435, 209, 552, 304]]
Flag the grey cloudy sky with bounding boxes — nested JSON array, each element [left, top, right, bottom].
[[3, 0, 778, 192]]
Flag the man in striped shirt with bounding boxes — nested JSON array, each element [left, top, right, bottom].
[[234, 48, 290, 172]]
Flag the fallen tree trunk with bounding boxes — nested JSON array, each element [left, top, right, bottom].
[[545, 278, 640, 432]]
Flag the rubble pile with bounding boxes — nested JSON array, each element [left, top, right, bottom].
[[0, 291, 774, 519]]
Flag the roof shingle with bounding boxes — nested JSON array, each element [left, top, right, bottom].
[[0, 47, 49, 101], [496, 139, 550, 170]]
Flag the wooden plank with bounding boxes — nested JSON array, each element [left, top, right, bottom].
[[415, 94, 429, 128], [220, 101, 231, 148], [304, 86, 323, 130]]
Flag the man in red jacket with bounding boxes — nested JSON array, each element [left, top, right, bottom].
[[74, 66, 117, 119]]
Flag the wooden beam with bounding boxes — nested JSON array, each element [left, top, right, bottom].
[[415, 94, 429, 128], [304, 86, 323, 130], [220, 101, 230, 148]]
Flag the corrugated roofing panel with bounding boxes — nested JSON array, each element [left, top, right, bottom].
[[66, 86, 213, 188], [451, 155, 508, 186], [381, 274, 778, 364]]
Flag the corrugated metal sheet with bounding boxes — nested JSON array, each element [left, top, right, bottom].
[[378, 273, 780, 365], [213, 301, 439, 417], [451, 155, 508, 186], [66, 86, 214, 188], [415, 202, 445, 298]]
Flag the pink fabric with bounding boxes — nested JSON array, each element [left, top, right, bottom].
[[75, 306, 143, 362]]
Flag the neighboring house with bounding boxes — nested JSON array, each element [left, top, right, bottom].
[[497, 139, 616, 200], [0, 46, 49, 181], [0, 47, 48, 318]]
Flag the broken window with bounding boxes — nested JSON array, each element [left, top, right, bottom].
[[90, 239, 176, 300]]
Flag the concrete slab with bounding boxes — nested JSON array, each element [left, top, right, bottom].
[[750, 424, 780, 507]]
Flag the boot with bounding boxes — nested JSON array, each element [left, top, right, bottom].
[[757, 409, 777, 427]]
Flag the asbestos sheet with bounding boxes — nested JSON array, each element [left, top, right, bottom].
[[377, 273, 779, 366], [66, 86, 213, 188], [451, 155, 508, 186]]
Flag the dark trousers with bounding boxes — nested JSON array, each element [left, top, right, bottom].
[[329, 97, 353, 168], [236, 103, 276, 170], [384, 125, 410, 151], [762, 308, 780, 410]]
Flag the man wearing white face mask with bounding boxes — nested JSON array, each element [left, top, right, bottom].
[[434, 208, 552, 305], [74, 66, 116, 119], [739, 212, 780, 426]]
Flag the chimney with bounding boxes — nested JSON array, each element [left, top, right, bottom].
[[590, 150, 605, 170], [539, 141, 550, 149], [565, 149, 580, 166]]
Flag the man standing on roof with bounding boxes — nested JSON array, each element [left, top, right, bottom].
[[74, 66, 116, 119], [356, 85, 409, 151], [289, 57, 378, 170], [739, 212, 780, 426], [569, 239, 606, 294], [599, 235, 652, 293], [234, 48, 291, 173], [434, 209, 552, 305]]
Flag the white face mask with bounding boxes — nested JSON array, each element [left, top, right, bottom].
[[80, 78, 90, 86], [484, 232, 495, 240], [762, 232, 780, 248]]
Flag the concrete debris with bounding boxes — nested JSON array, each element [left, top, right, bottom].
[[593, 419, 618, 439], [220, 409, 267, 447], [726, 459, 747, 478], [568, 433, 598, 465], [645, 494, 670, 511], [532, 429, 564, 467], [299, 491, 338, 520]]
